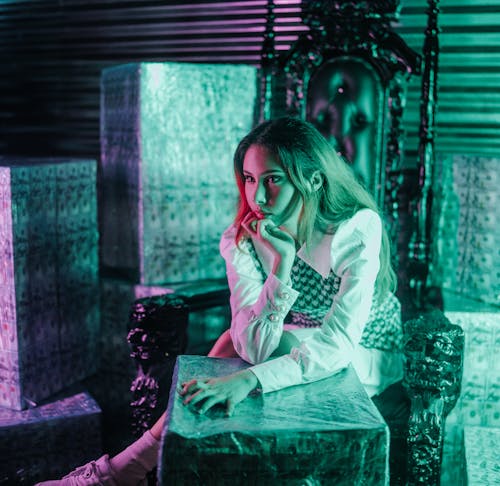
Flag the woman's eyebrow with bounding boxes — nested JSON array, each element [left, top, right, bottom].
[[243, 169, 284, 175]]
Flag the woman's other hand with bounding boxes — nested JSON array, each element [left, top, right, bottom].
[[179, 369, 259, 417], [242, 212, 296, 282]]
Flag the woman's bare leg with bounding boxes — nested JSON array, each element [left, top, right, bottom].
[[150, 411, 167, 440]]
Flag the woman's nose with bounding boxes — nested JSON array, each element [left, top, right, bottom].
[[254, 181, 267, 205]]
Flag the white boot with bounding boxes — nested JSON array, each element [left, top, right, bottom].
[[35, 431, 159, 486], [34, 454, 121, 486]]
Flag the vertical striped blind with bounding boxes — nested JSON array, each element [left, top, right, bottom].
[[0, 0, 499, 160]]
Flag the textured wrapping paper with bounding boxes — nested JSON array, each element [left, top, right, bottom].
[[440, 294, 500, 485], [100, 62, 257, 284], [432, 154, 500, 306], [440, 424, 466, 486], [0, 158, 100, 410], [464, 425, 500, 484], [159, 356, 389, 485], [444, 305, 500, 428], [0, 388, 102, 485]]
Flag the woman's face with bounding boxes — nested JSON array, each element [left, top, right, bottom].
[[242, 144, 303, 234]]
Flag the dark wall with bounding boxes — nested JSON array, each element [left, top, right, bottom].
[[1, 0, 499, 162]]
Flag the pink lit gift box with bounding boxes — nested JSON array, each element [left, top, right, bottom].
[[0, 387, 102, 485], [0, 159, 100, 410], [100, 62, 257, 284]]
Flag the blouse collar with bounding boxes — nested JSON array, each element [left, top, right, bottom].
[[296, 231, 334, 278]]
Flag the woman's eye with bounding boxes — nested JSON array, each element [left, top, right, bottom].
[[244, 175, 254, 183], [267, 176, 281, 184]]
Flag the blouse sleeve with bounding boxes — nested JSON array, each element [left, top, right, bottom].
[[249, 209, 382, 393], [220, 225, 300, 365]]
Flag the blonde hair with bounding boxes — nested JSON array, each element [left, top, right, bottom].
[[233, 116, 397, 299]]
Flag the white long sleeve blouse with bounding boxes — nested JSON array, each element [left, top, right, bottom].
[[220, 208, 404, 397]]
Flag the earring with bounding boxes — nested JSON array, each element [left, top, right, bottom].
[[310, 172, 323, 191]]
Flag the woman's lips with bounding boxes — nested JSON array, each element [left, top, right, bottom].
[[255, 210, 271, 220]]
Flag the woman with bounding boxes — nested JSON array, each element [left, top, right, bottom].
[[37, 117, 406, 485]]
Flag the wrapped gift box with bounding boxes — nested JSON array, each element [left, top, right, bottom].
[[159, 356, 389, 485], [100, 62, 257, 284], [432, 154, 500, 305], [0, 159, 99, 410], [464, 426, 500, 485], [444, 302, 500, 428], [440, 295, 500, 484], [0, 388, 102, 485]]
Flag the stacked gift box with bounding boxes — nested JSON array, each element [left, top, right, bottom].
[[96, 62, 256, 449], [98, 58, 257, 368], [100, 62, 257, 284], [0, 387, 101, 485], [432, 154, 500, 306], [98, 63, 256, 362], [445, 308, 500, 429], [463, 425, 500, 484], [431, 154, 500, 483], [0, 158, 102, 483], [439, 291, 500, 485], [428, 153, 460, 290], [0, 158, 100, 411]]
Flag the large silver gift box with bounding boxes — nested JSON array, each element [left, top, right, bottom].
[[440, 292, 500, 485], [0, 158, 100, 410], [100, 62, 257, 284], [432, 154, 500, 306], [160, 356, 389, 485]]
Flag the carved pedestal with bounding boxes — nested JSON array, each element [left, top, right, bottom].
[[403, 310, 464, 485], [127, 294, 189, 437], [127, 283, 230, 437]]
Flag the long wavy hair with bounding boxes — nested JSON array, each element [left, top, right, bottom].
[[232, 116, 397, 298]]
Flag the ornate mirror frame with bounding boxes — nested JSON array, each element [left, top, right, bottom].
[[305, 56, 385, 201], [279, 0, 421, 211]]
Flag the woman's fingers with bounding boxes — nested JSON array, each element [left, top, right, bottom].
[[226, 399, 235, 417], [182, 385, 210, 406], [178, 379, 200, 396], [197, 396, 223, 415], [182, 384, 224, 413], [242, 213, 258, 234], [180, 371, 254, 417], [261, 222, 295, 247], [257, 219, 279, 239], [243, 214, 286, 243], [266, 222, 291, 238]]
